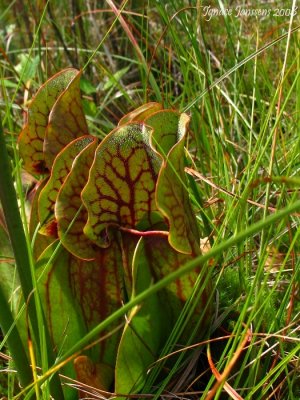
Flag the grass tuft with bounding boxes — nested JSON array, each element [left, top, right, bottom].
[[0, 1, 300, 398]]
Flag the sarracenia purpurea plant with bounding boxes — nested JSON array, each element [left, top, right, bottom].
[[0, 68, 212, 398]]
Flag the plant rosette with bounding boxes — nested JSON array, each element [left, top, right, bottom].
[[16, 68, 211, 397]]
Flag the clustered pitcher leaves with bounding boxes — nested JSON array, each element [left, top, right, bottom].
[[18, 68, 210, 398]]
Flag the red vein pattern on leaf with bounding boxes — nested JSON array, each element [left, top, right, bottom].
[[55, 139, 98, 260], [149, 112, 200, 255], [139, 235, 207, 340], [43, 248, 73, 343], [69, 241, 123, 364], [142, 236, 199, 304], [29, 179, 54, 260], [42, 245, 85, 354], [157, 159, 200, 255], [82, 123, 163, 248], [18, 68, 78, 175], [38, 135, 95, 229], [44, 71, 89, 168]]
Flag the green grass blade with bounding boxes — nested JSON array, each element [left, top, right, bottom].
[[0, 285, 32, 388], [0, 117, 64, 399]]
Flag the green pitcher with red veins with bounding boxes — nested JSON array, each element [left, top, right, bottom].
[[18, 68, 211, 398]]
